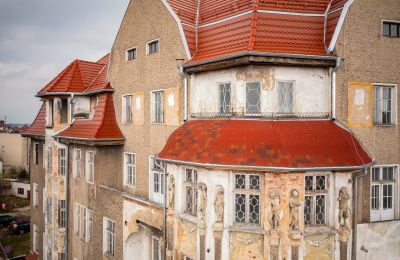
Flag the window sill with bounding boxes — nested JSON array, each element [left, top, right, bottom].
[[229, 225, 265, 235], [178, 213, 197, 224], [374, 123, 396, 127], [151, 122, 165, 125], [303, 226, 336, 236]]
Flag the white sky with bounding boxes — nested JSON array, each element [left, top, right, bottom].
[[0, 0, 129, 124]]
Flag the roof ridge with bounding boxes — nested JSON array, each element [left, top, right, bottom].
[[248, 0, 260, 50], [75, 60, 86, 88], [43, 60, 77, 93]]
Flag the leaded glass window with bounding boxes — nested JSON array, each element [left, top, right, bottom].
[[304, 175, 327, 226], [219, 83, 231, 113], [246, 82, 261, 114], [234, 174, 261, 225], [184, 168, 198, 215]]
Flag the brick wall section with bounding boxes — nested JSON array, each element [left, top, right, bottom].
[[109, 0, 187, 199], [335, 0, 400, 223], [29, 138, 45, 259]]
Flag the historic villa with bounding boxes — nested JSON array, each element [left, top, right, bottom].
[[22, 0, 400, 259]]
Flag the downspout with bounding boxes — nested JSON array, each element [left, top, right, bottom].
[[352, 168, 368, 260], [331, 57, 341, 120], [155, 157, 167, 260], [179, 66, 189, 122], [66, 145, 69, 260]]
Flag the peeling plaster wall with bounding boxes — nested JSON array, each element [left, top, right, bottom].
[[356, 220, 400, 260], [190, 65, 331, 115]]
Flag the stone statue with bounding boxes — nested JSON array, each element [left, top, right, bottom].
[[269, 190, 281, 231], [289, 189, 301, 232], [198, 183, 207, 227], [214, 185, 224, 223], [338, 187, 351, 228], [167, 175, 175, 209]]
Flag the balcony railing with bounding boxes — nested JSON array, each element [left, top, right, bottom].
[[191, 112, 331, 120]]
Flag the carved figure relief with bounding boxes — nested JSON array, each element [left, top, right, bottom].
[[198, 183, 207, 226], [338, 187, 351, 228], [269, 190, 282, 231], [289, 189, 301, 232], [167, 175, 175, 209], [214, 185, 224, 223]]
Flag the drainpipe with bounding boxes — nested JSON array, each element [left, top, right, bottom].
[[155, 157, 167, 260], [331, 57, 341, 120], [179, 66, 188, 122], [65, 144, 69, 260], [352, 168, 368, 260]]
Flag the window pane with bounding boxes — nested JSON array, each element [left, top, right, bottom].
[[154, 91, 164, 123], [315, 176, 326, 190], [373, 87, 381, 124], [390, 24, 399, 37], [383, 23, 390, 36], [372, 167, 380, 181], [153, 172, 159, 193], [278, 82, 293, 113], [235, 194, 246, 223], [383, 184, 393, 209], [153, 238, 159, 260], [304, 196, 313, 225], [185, 187, 194, 214], [246, 82, 261, 114], [219, 83, 231, 113], [235, 174, 246, 189], [315, 195, 326, 225], [371, 185, 380, 210], [305, 176, 313, 191], [249, 195, 260, 224], [249, 175, 260, 190]]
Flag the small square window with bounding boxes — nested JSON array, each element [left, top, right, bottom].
[[127, 48, 136, 61], [147, 40, 159, 55], [382, 21, 400, 37]]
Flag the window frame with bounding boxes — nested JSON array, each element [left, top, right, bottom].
[[146, 39, 160, 55], [85, 151, 95, 184], [151, 90, 165, 124], [151, 236, 162, 260], [304, 174, 328, 226], [218, 82, 232, 113], [245, 81, 262, 115], [103, 217, 116, 256], [59, 199, 67, 228], [382, 20, 400, 37], [126, 47, 137, 61], [233, 173, 261, 226], [373, 83, 397, 126], [73, 149, 81, 178], [149, 156, 166, 204], [183, 167, 198, 216], [58, 148, 67, 176], [124, 152, 136, 187], [370, 165, 398, 222], [17, 188, 24, 195], [276, 80, 295, 113], [122, 94, 133, 124]]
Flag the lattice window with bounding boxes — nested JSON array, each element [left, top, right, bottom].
[[234, 174, 261, 225], [184, 168, 198, 216], [219, 83, 231, 113], [277, 81, 294, 113], [304, 174, 327, 226], [246, 82, 261, 114]]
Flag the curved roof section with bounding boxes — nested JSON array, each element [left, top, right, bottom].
[[166, 0, 352, 63], [56, 93, 124, 141], [37, 54, 111, 96], [21, 102, 46, 138], [158, 120, 372, 170]]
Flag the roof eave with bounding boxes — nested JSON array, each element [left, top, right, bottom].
[[183, 51, 338, 73], [55, 136, 125, 146], [156, 157, 374, 172], [36, 89, 114, 98], [20, 133, 45, 140]]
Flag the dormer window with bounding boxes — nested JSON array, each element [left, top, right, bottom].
[[147, 39, 159, 55]]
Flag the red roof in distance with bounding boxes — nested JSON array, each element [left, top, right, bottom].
[[21, 103, 46, 138], [56, 93, 124, 141], [158, 120, 372, 170]]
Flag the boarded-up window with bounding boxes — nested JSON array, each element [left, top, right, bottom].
[[277, 81, 294, 113], [348, 82, 373, 128]]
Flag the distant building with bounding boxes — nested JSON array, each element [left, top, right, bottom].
[[0, 132, 28, 171], [8, 179, 31, 199]]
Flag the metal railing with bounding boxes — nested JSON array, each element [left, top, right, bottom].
[[191, 111, 331, 120]]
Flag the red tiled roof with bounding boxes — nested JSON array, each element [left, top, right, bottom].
[[37, 55, 111, 96], [21, 102, 46, 138], [56, 93, 124, 141], [158, 120, 372, 169], [166, 0, 351, 63]]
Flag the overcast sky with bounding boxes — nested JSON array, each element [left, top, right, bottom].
[[0, 0, 129, 124]]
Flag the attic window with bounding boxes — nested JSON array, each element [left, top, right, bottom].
[[127, 48, 137, 61], [383, 21, 400, 37], [147, 39, 159, 55], [60, 99, 68, 124]]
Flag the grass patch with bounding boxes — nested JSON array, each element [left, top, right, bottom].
[[0, 232, 30, 258]]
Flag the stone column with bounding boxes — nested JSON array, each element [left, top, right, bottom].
[[199, 228, 206, 260], [213, 223, 223, 260], [270, 231, 280, 260], [338, 228, 350, 260], [289, 232, 302, 260]]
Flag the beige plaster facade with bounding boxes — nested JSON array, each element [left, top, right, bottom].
[[0, 132, 28, 170]]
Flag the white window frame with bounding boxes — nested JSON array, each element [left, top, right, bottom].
[[233, 174, 261, 226], [86, 209, 93, 243], [184, 167, 198, 216], [103, 217, 116, 256], [74, 203, 81, 235], [151, 90, 164, 124], [33, 183, 39, 207], [152, 236, 162, 260], [73, 149, 81, 178], [59, 148, 66, 176], [304, 174, 328, 226], [122, 94, 133, 124], [218, 82, 232, 113], [59, 199, 67, 228], [85, 151, 94, 184], [126, 47, 137, 61], [146, 38, 160, 55], [149, 156, 165, 204], [370, 165, 398, 222], [276, 80, 295, 113], [373, 83, 397, 125], [245, 81, 262, 115], [124, 153, 136, 187]]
